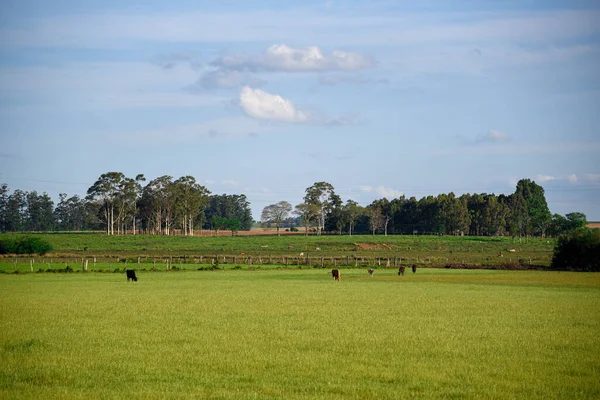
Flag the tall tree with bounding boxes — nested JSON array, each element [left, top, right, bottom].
[[86, 172, 126, 235], [367, 205, 384, 235], [304, 182, 336, 235], [343, 200, 363, 236], [261, 201, 292, 236], [370, 198, 394, 236], [294, 203, 319, 236], [514, 179, 551, 237], [6, 189, 27, 232], [173, 176, 210, 236], [26, 191, 55, 231], [0, 184, 9, 232]]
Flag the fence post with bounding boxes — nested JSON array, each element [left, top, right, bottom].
[[306, 255, 310, 266], [346, 256, 349, 266]]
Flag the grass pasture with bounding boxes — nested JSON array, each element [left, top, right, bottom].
[[1, 269, 599, 399], [0, 232, 556, 269]]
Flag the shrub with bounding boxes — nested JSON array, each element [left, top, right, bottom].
[[551, 229, 600, 272], [0, 237, 53, 256]]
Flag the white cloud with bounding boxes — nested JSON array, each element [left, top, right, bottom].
[[535, 175, 556, 183], [359, 185, 403, 199], [319, 74, 389, 86], [214, 44, 374, 72], [488, 130, 509, 142], [205, 180, 216, 185], [188, 70, 266, 91], [585, 174, 600, 183], [239, 86, 308, 123], [222, 180, 239, 186], [462, 129, 510, 146], [566, 174, 578, 183]]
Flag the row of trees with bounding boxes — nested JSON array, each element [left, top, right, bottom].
[[1, 177, 589, 238], [0, 172, 252, 235], [260, 180, 588, 238]]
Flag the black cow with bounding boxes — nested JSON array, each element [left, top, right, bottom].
[[126, 269, 138, 282], [368, 268, 374, 277], [331, 269, 341, 281], [398, 266, 405, 276], [412, 264, 417, 273]]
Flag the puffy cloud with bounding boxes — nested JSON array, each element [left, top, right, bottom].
[[214, 44, 374, 72], [239, 86, 308, 123]]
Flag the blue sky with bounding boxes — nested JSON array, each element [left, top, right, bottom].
[[1, 0, 599, 220]]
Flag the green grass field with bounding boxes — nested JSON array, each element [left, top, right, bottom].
[[0, 232, 556, 269], [1, 269, 599, 399]]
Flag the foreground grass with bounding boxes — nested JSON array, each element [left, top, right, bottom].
[[1, 269, 599, 399]]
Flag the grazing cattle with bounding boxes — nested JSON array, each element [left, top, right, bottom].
[[331, 269, 341, 281], [412, 264, 417, 273], [368, 268, 374, 277], [126, 269, 137, 282], [398, 266, 405, 276]]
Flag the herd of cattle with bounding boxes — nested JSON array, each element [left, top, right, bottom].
[[125, 265, 417, 282], [331, 265, 417, 281]]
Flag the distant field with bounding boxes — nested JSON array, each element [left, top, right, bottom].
[[587, 222, 600, 229], [0, 232, 556, 269], [1, 269, 599, 399]]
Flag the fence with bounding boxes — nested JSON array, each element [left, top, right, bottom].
[[0, 253, 544, 272]]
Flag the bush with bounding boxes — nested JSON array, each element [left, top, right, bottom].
[[0, 237, 53, 256], [551, 229, 600, 272]]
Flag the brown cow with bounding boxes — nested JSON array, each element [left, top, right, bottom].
[[368, 268, 374, 277], [412, 264, 417, 273], [331, 269, 341, 281], [398, 266, 405, 276]]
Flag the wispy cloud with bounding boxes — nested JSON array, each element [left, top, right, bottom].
[[318, 74, 389, 86], [213, 45, 374, 72], [535, 174, 556, 183], [585, 173, 600, 183]]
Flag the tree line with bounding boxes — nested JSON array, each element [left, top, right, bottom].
[[0, 172, 252, 235], [0, 176, 588, 237], [261, 179, 588, 238]]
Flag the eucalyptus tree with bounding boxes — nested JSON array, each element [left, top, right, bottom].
[[173, 176, 210, 236], [25, 191, 55, 231], [294, 203, 319, 236], [367, 204, 384, 235], [303, 181, 337, 235], [343, 200, 363, 236], [140, 175, 174, 235], [261, 201, 292, 236], [5, 189, 27, 232], [55, 193, 90, 231], [0, 184, 8, 232], [369, 198, 395, 236], [86, 172, 126, 235], [514, 179, 551, 237]]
